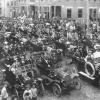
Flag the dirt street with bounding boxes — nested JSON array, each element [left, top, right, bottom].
[[38, 79, 100, 100]]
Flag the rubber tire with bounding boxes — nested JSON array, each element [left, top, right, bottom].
[[85, 62, 95, 77], [52, 83, 62, 97]]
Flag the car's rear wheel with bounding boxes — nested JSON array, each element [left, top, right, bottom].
[[52, 83, 62, 97]]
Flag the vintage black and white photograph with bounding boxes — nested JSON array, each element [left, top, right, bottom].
[[0, 0, 100, 100]]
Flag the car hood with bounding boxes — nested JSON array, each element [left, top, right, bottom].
[[55, 64, 78, 79], [55, 66, 71, 78]]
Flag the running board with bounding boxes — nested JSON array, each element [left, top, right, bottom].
[[79, 71, 95, 80]]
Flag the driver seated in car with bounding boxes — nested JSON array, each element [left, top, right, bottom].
[[84, 51, 94, 62]]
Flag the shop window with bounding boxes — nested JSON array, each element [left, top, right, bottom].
[[56, 6, 61, 17], [67, 9, 72, 18], [7, 2, 9, 7], [11, 1, 13, 6], [89, 9, 97, 20], [78, 9, 83, 18], [40, 6, 49, 19], [94, 9, 96, 18], [51, 6, 54, 17], [0, 8, 2, 15]]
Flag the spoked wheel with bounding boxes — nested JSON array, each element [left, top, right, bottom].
[[73, 77, 81, 90], [52, 83, 62, 97]]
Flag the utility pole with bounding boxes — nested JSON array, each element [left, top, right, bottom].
[[39, 0, 40, 16], [4, 0, 5, 17], [37, 0, 40, 19], [86, 0, 89, 28]]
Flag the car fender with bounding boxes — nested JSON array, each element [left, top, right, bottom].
[[71, 73, 79, 79]]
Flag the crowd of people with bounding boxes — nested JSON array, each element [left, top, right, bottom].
[[0, 16, 99, 100]]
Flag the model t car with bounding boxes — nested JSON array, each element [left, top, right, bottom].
[[71, 41, 100, 86], [74, 49, 100, 85], [36, 56, 81, 97]]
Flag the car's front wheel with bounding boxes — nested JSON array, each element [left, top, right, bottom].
[[52, 83, 62, 97]]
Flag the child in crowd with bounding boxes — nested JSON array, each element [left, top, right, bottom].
[[31, 84, 37, 100], [23, 84, 32, 100], [1, 81, 9, 100]]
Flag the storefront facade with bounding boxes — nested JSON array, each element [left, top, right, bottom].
[[9, 0, 100, 21]]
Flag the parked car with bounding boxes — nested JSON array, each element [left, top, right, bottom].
[[36, 57, 81, 97], [73, 48, 100, 86]]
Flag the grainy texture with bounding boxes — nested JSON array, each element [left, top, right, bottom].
[[37, 80, 100, 100]]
